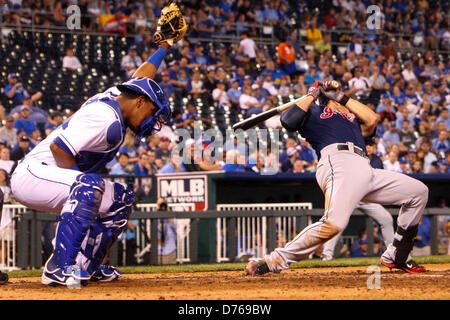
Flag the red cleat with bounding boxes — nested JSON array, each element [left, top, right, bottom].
[[380, 257, 426, 273]]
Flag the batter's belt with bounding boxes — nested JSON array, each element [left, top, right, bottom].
[[336, 144, 366, 157]]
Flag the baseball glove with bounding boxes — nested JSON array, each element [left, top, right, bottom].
[[153, 2, 187, 46]]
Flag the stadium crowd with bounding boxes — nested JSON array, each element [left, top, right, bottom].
[[0, 0, 449, 182]]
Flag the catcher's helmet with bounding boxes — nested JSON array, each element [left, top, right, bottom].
[[117, 77, 171, 139]]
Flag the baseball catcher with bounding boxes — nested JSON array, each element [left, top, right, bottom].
[[9, 2, 186, 287], [246, 81, 428, 276]]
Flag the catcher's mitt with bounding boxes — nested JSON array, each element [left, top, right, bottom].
[[153, 2, 187, 46]]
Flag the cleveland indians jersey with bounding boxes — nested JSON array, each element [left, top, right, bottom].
[[25, 87, 126, 173], [296, 103, 367, 156]]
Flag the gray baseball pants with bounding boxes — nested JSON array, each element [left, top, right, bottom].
[[264, 142, 428, 273]]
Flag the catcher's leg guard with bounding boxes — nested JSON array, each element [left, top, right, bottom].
[[43, 174, 105, 285], [77, 182, 134, 280]]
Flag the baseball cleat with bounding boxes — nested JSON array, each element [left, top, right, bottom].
[[0, 271, 8, 285], [42, 264, 90, 287], [380, 257, 426, 273], [91, 265, 122, 282], [245, 259, 270, 276]]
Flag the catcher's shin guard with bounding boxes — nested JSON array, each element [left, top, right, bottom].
[[78, 182, 134, 276], [47, 174, 105, 269]]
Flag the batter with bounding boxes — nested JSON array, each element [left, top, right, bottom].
[[246, 81, 428, 275]]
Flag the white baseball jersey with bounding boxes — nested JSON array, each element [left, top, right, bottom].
[[26, 87, 126, 172], [11, 87, 126, 214]]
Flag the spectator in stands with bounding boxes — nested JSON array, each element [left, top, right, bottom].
[[398, 119, 416, 149], [119, 132, 139, 164], [189, 69, 206, 99], [62, 47, 83, 71], [437, 158, 449, 174], [238, 31, 257, 73], [398, 157, 411, 174], [382, 39, 397, 59], [44, 111, 63, 137], [121, 45, 143, 78], [366, 140, 384, 169], [382, 122, 400, 146], [154, 136, 171, 169], [109, 152, 131, 175], [158, 72, 175, 100], [348, 67, 371, 99], [0, 115, 18, 149], [155, 198, 178, 265], [212, 80, 230, 108], [239, 85, 260, 116], [222, 149, 246, 172], [432, 130, 450, 153], [412, 216, 431, 256], [315, 33, 332, 56], [134, 152, 151, 175], [306, 20, 323, 45], [13, 105, 38, 137], [189, 44, 209, 70], [193, 8, 215, 39], [0, 147, 14, 174], [383, 151, 401, 172], [10, 135, 32, 161], [280, 147, 299, 173], [99, 2, 114, 29], [304, 65, 321, 86], [298, 139, 318, 172], [102, 8, 129, 34], [203, 67, 217, 93], [263, 1, 279, 25], [227, 78, 242, 111], [4, 73, 42, 107], [436, 108, 449, 128], [277, 37, 296, 75], [351, 238, 368, 258], [420, 141, 438, 173]]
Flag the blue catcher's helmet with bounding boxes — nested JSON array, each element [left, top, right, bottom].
[[117, 77, 171, 139]]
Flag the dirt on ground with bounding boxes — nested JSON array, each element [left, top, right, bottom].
[[1, 264, 449, 300]]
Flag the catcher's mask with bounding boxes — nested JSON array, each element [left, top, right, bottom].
[[117, 77, 171, 139]]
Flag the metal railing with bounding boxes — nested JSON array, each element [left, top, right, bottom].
[[4, 206, 449, 270], [216, 203, 313, 262]]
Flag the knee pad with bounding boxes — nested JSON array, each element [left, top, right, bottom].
[[393, 225, 418, 264], [51, 174, 105, 269], [77, 183, 134, 275]]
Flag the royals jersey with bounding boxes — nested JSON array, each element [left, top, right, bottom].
[[25, 87, 126, 173], [295, 103, 367, 157]]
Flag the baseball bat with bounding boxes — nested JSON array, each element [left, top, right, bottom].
[[232, 80, 340, 131]]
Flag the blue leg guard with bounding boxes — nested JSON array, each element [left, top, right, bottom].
[[77, 182, 134, 279], [46, 174, 105, 272]]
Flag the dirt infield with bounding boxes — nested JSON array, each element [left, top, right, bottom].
[[1, 264, 449, 300]]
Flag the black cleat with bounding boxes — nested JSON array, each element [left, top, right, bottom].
[[245, 260, 270, 276]]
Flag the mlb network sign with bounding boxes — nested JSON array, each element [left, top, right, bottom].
[[157, 175, 208, 211]]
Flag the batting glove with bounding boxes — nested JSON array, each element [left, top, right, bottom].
[[319, 81, 350, 106], [306, 83, 321, 100]]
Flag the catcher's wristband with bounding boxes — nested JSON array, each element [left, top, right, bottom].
[[147, 47, 167, 69]]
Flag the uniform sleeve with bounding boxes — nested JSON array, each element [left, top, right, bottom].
[[53, 103, 121, 156]]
